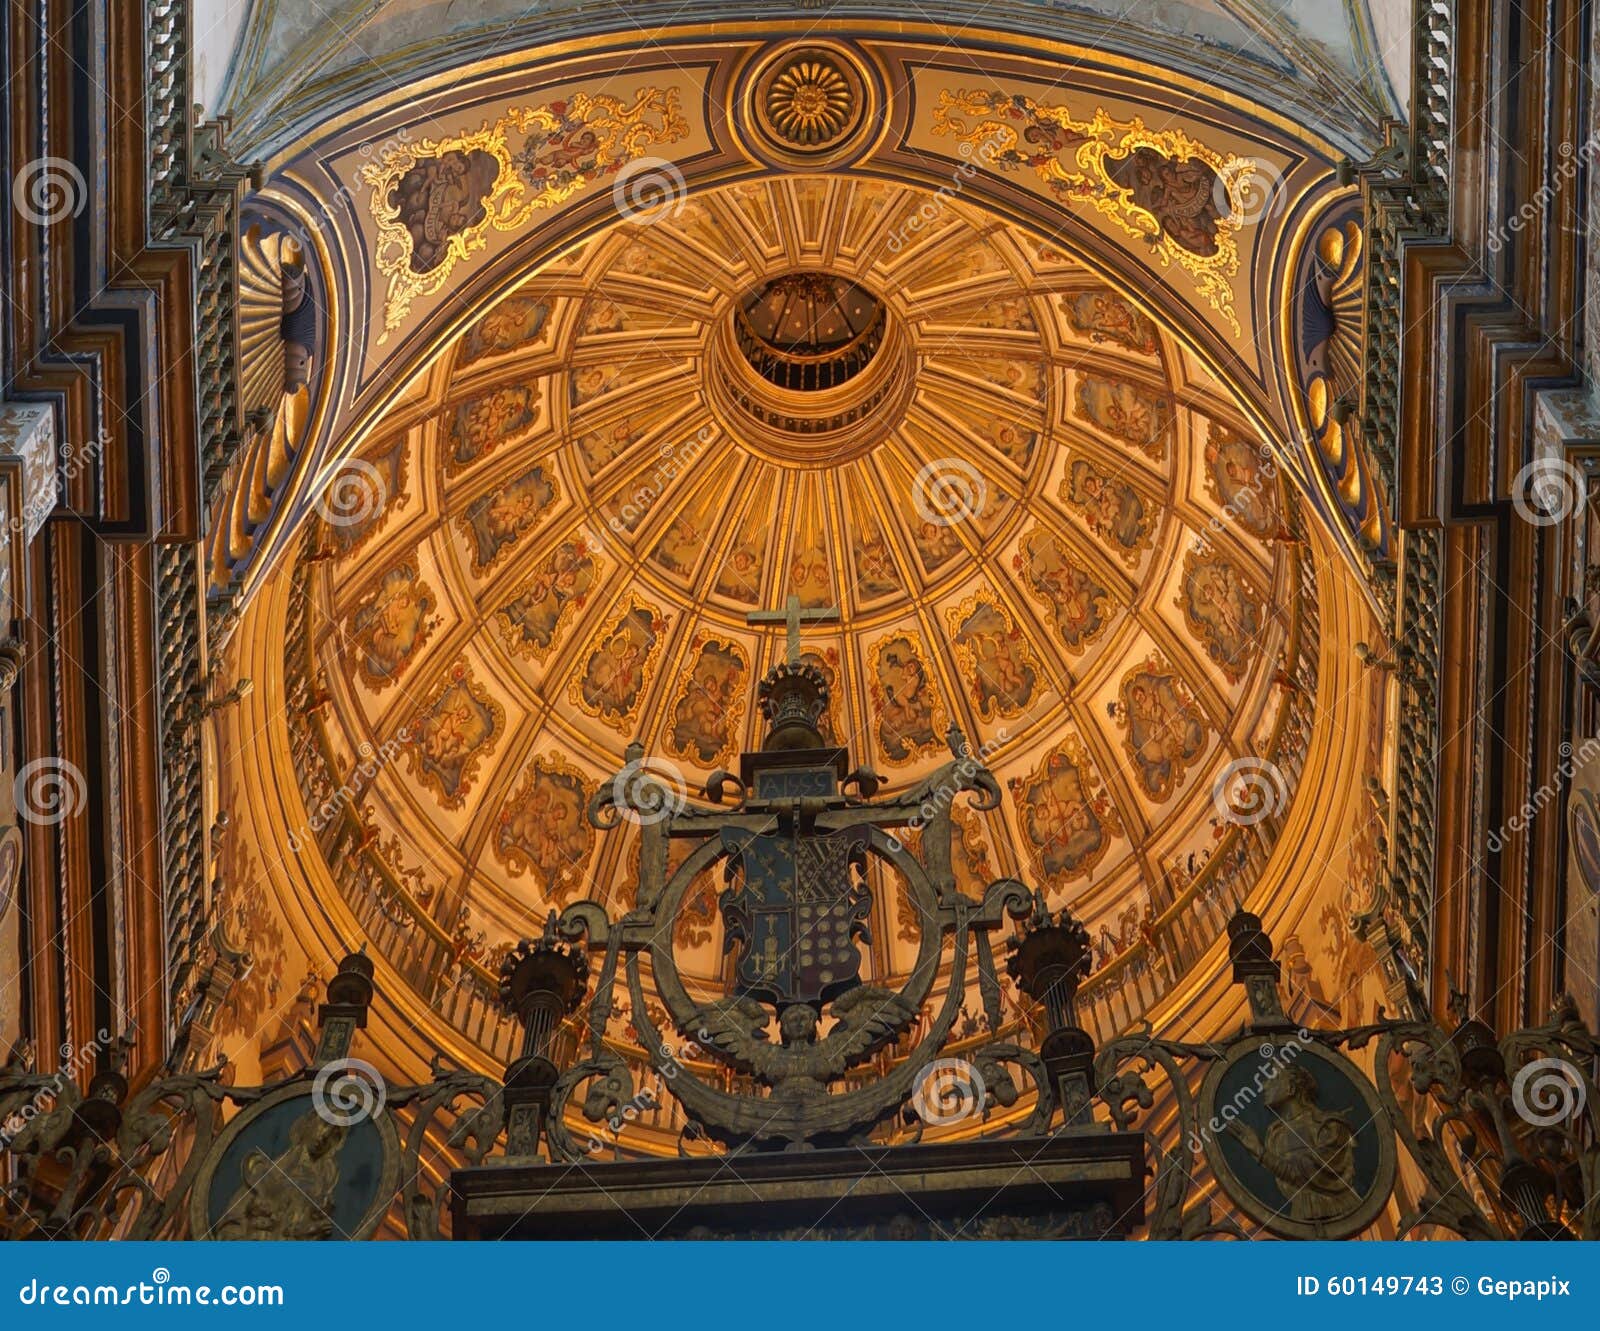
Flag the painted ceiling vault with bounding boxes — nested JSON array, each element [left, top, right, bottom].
[[296, 175, 1310, 993]]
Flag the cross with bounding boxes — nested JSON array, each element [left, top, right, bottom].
[[746, 594, 840, 666]]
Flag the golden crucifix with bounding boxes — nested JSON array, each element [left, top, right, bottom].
[[746, 594, 840, 666]]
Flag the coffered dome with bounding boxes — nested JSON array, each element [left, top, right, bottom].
[[286, 175, 1313, 1012]]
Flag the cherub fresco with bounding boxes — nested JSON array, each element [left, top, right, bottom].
[[443, 385, 539, 473], [715, 528, 765, 603], [873, 636, 942, 762], [652, 513, 704, 577], [460, 294, 551, 365], [1015, 527, 1114, 651], [570, 363, 623, 407], [1180, 551, 1265, 682], [406, 666, 502, 809], [951, 600, 1037, 719], [1104, 146, 1227, 258], [1060, 457, 1155, 565], [788, 544, 833, 606], [494, 756, 594, 898], [516, 103, 604, 190], [575, 604, 663, 728], [496, 539, 598, 662], [1203, 423, 1280, 538], [346, 561, 438, 690], [853, 526, 898, 599], [458, 464, 557, 575], [1063, 289, 1160, 355], [981, 416, 1040, 467], [668, 639, 747, 765], [387, 148, 500, 275], [972, 358, 1046, 401], [324, 436, 406, 559], [1010, 741, 1121, 881], [910, 514, 962, 572], [576, 421, 636, 472], [1074, 375, 1173, 459], [1112, 661, 1208, 801]]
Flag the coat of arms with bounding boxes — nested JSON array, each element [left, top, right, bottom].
[[719, 825, 872, 1008]]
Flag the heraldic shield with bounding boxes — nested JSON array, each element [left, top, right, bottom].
[[719, 826, 873, 1008]]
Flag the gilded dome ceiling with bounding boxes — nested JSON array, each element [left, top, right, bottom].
[[298, 174, 1309, 992]]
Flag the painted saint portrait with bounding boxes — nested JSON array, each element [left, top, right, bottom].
[[1113, 661, 1208, 802], [575, 603, 664, 729], [1180, 551, 1265, 682], [951, 600, 1037, 719], [459, 294, 551, 365], [668, 639, 748, 765], [1010, 741, 1120, 882], [387, 147, 500, 275], [406, 666, 503, 809], [496, 539, 598, 662], [1203, 424, 1280, 538], [458, 464, 557, 575], [1060, 457, 1156, 566], [494, 756, 594, 898], [346, 562, 437, 690], [1063, 289, 1160, 355], [1074, 375, 1174, 459], [873, 636, 942, 763], [1104, 146, 1227, 258], [1016, 527, 1114, 652], [443, 385, 539, 473]]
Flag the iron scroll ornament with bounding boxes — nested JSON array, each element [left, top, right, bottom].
[[578, 727, 1035, 1151]]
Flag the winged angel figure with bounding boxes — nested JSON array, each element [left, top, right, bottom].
[[686, 986, 919, 1102]]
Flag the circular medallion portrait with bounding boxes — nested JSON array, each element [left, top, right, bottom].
[[1198, 1035, 1395, 1240], [188, 1074, 399, 1241]]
